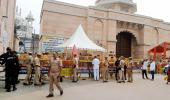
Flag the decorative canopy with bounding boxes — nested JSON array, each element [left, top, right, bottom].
[[57, 25, 106, 52], [148, 42, 170, 53], [148, 42, 170, 60]]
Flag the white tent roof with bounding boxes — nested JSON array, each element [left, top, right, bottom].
[[57, 25, 106, 52]]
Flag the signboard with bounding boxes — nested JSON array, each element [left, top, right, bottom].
[[41, 35, 64, 52]]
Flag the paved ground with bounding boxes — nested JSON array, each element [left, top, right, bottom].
[[0, 73, 170, 100]]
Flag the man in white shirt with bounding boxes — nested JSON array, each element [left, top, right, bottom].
[[118, 56, 125, 83], [150, 59, 156, 80], [92, 56, 100, 81], [142, 59, 149, 79]]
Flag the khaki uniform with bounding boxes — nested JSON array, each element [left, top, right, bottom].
[[34, 56, 41, 84], [103, 60, 109, 81], [109, 58, 115, 78], [100, 62, 104, 79], [24, 55, 33, 84], [73, 57, 79, 81], [127, 61, 133, 82], [49, 58, 63, 94]]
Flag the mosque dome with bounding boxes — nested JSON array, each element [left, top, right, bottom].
[[26, 11, 34, 22], [95, 0, 137, 13]]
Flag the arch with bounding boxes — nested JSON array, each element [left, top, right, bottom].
[[116, 30, 139, 44], [116, 31, 137, 58]]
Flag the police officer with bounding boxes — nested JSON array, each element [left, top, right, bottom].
[[103, 57, 109, 82], [0, 47, 17, 92], [109, 56, 115, 79], [23, 53, 34, 85], [46, 54, 63, 97], [127, 57, 133, 83]]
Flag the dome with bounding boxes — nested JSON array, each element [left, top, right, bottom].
[[95, 0, 137, 13], [26, 11, 34, 22]]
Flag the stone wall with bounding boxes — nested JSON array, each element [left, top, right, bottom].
[[0, 0, 16, 54], [41, 0, 170, 59]]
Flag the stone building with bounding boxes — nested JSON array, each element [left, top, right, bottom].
[[0, 0, 16, 54], [40, 0, 170, 59]]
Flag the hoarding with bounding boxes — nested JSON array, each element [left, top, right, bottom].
[[41, 35, 64, 52]]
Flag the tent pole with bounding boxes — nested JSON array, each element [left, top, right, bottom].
[[163, 43, 167, 60]]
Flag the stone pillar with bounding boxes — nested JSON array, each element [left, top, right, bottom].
[[135, 25, 154, 59], [107, 19, 117, 54]]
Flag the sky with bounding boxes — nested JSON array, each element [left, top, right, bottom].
[[16, 0, 170, 34]]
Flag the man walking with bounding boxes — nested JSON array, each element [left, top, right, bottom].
[[46, 54, 63, 97], [34, 53, 41, 85], [92, 56, 100, 81], [23, 53, 34, 85], [150, 59, 156, 80]]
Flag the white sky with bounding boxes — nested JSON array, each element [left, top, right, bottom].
[[16, 0, 170, 34]]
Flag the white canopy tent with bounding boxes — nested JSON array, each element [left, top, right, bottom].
[[57, 25, 106, 52]]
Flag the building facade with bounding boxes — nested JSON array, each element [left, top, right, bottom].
[[0, 0, 16, 54], [40, 0, 170, 59], [15, 9, 35, 53]]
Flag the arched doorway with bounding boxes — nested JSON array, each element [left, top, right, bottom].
[[116, 31, 137, 58]]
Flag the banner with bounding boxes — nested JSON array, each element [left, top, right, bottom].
[[41, 35, 64, 52]]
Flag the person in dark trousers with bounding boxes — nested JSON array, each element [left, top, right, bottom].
[[12, 51, 20, 84], [124, 58, 128, 80], [167, 65, 170, 84], [0, 47, 17, 92], [150, 59, 156, 81], [115, 58, 120, 81], [141, 59, 149, 79]]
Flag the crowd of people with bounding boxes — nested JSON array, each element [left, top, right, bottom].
[[0, 47, 63, 97], [92, 55, 134, 83], [0, 47, 170, 98]]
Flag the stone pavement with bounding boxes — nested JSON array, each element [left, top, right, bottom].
[[0, 74, 170, 100]]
